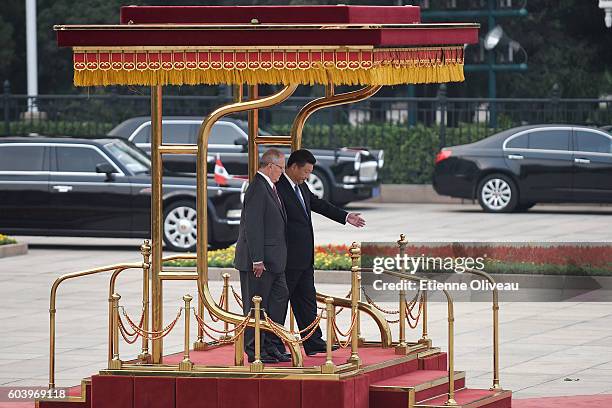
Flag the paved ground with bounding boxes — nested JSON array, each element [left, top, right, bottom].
[[0, 203, 611, 399]]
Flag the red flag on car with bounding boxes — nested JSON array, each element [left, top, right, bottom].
[[214, 154, 230, 185]]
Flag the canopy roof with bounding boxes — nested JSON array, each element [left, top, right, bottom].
[[55, 5, 478, 87]]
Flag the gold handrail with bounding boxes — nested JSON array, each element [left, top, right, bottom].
[[379, 269, 457, 406], [196, 85, 304, 367], [463, 268, 501, 390], [49, 262, 141, 389], [290, 84, 382, 150]]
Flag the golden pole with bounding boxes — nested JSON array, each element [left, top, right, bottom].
[[150, 85, 164, 364], [492, 288, 501, 389], [139, 240, 151, 362], [248, 85, 259, 181], [221, 273, 231, 341], [348, 242, 361, 366], [109, 293, 122, 369], [321, 297, 336, 374], [446, 290, 457, 406], [396, 234, 408, 354], [48, 303, 56, 389], [419, 290, 430, 347], [179, 295, 194, 371], [250, 296, 264, 372], [234, 331, 245, 366], [289, 306, 296, 334]]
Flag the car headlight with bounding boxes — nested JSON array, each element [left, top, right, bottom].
[[343, 175, 358, 183], [226, 209, 242, 218]]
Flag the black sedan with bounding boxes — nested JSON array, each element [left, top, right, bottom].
[[0, 137, 244, 251], [433, 125, 612, 212], [108, 116, 383, 206]]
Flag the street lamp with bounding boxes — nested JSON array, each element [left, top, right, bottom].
[[599, 0, 612, 28], [484, 24, 527, 64]]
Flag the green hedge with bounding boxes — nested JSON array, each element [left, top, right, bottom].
[[0, 234, 17, 246], [270, 122, 508, 184]]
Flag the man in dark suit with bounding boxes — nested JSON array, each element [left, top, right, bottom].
[[233, 148, 291, 363], [275, 149, 365, 356]]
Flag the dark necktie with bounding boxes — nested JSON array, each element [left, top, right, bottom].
[[272, 184, 283, 208], [294, 184, 308, 216]]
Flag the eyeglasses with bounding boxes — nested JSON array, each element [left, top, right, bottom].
[[268, 162, 285, 172]]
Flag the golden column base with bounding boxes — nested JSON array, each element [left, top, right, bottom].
[[394, 344, 409, 355], [418, 337, 433, 348], [348, 354, 361, 367], [250, 361, 264, 372], [137, 353, 152, 363], [179, 359, 194, 371], [193, 341, 212, 351], [321, 361, 336, 374], [108, 359, 122, 369]]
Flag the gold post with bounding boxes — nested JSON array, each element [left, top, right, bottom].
[[109, 293, 122, 369], [150, 85, 164, 364], [289, 306, 296, 334], [138, 240, 152, 362], [234, 331, 245, 366], [233, 84, 244, 103], [248, 85, 259, 181], [179, 295, 194, 371], [446, 291, 457, 405], [221, 273, 231, 341], [492, 287, 501, 389], [348, 242, 361, 366], [396, 234, 408, 354], [250, 296, 264, 372], [419, 290, 431, 347], [48, 304, 56, 389], [321, 297, 336, 374]]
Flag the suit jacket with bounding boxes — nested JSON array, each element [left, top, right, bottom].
[[234, 173, 287, 274], [276, 174, 347, 271]]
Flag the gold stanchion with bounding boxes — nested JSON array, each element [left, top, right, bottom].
[[321, 297, 336, 374], [234, 331, 245, 366], [109, 293, 122, 369], [179, 295, 194, 371], [446, 292, 457, 406], [492, 290, 501, 390], [419, 290, 431, 347], [396, 234, 408, 355], [138, 240, 152, 363], [348, 242, 361, 366], [289, 306, 296, 334], [220, 273, 231, 341], [250, 296, 264, 372]]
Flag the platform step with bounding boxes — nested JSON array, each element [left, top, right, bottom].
[[369, 370, 465, 408], [418, 352, 447, 371], [415, 388, 512, 408]]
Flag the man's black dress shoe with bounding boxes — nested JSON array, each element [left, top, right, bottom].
[[305, 343, 340, 356], [268, 348, 292, 362]]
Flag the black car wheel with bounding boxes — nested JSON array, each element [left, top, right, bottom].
[[163, 200, 197, 252], [477, 174, 519, 213], [306, 168, 330, 201]]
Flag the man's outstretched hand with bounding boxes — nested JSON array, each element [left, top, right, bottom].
[[347, 212, 366, 228]]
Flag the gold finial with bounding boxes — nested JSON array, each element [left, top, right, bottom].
[[250, 18, 260, 25]]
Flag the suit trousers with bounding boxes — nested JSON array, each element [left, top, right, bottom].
[[277, 266, 326, 353], [240, 268, 289, 359]]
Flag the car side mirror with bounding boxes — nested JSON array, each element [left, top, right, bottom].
[[234, 137, 248, 150], [96, 162, 117, 180]]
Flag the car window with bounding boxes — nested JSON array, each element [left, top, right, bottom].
[[56, 146, 109, 173], [163, 123, 198, 144], [104, 140, 150, 174], [132, 124, 151, 144], [506, 133, 528, 149], [528, 130, 570, 151], [209, 123, 246, 145], [575, 130, 612, 154], [0, 145, 46, 171]]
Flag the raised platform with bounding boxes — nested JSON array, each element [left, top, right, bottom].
[[38, 346, 511, 408]]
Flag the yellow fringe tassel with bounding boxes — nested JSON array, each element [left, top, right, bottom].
[[74, 64, 465, 87]]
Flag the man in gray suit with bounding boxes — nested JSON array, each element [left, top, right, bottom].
[[233, 148, 290, 364]]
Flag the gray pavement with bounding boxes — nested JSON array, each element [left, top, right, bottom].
[[0, 203, 611, 398]]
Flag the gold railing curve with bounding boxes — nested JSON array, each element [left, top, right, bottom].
[[290, 84, 382, 150], [461, 267, 501, 390], [195, 84, 304, 367], [49, 262, 142, 389]]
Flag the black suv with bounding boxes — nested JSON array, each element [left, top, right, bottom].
[[108, 116, 383, 206], [0, 137, 244, 251]]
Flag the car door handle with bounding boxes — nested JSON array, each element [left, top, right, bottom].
[[574, 158, 591, 164], [52, 185, 73, 193], [507, 154, 524, 160]]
